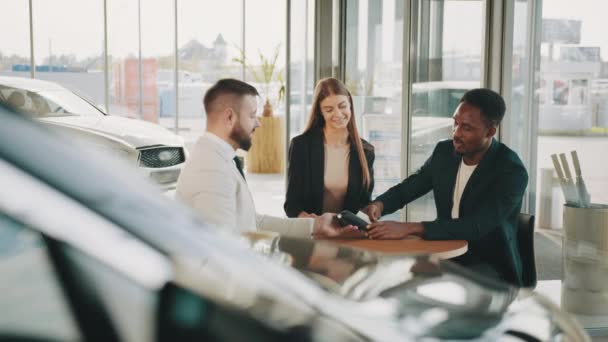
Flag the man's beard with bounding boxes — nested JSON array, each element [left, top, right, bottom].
[[452, 137, 468, 157], [453, 138, 490, 158], [230, 123, 253, 151]]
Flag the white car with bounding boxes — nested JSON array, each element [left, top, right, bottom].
[[0, 106, 590, 342], [0, 76, 186, 190]]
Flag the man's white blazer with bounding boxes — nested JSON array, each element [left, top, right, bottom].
[[176, 132, 313, 238]]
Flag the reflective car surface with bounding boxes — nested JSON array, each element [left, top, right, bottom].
[[243, 231, 587, 341], [0, 105, 588, 341], [0, 76, 186, 189]]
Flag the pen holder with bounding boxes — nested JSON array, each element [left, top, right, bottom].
[[561, 204, 608, 315]]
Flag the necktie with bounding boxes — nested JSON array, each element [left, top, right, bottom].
[[233, 156, 246, 180]]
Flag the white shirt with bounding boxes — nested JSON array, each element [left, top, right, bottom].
[[176, 132, 314, 237], [451, 159, 478, 219]]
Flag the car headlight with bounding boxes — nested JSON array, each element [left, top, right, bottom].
[[157, 150, 174, 162]]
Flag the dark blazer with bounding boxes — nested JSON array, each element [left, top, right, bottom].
[[376, 139, 528, 286], [284, 128, 375, 217]]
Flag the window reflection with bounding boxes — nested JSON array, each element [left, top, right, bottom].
[[408, 0, 484, 222], [416, 281, 467, 305], [0, 214, 80, 341], [345, 0, 405, 221]]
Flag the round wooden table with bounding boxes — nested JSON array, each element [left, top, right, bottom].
[[328, 237, 468, 259]]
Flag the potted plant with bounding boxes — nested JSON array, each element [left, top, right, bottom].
[[232, 44, 286, 173], [233, 44, 285, 117]]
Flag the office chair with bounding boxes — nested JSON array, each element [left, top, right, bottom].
[[517, 213, 537, 288]]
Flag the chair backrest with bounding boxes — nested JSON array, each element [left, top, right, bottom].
[[517, 213, 537, 288]]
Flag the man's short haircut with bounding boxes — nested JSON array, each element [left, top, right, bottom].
[[203, 78, 259, 114], [459, 88, 506, 127]]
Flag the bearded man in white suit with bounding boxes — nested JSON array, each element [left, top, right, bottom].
[[177, 79, 360, 239]]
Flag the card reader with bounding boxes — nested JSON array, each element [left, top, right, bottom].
[[337, 210, 369, 231]]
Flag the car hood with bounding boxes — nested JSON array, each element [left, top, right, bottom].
[[39, 115, 183, 148], [239, 232, 589, 341]]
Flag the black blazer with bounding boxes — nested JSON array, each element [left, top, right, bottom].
[[376, 139, 528, 286], [284, 129, 375, 217]]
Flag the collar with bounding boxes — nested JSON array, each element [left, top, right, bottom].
[[202, 131, 236, 161], [460, 158, 478, 169], [478, 138, 499, 165]]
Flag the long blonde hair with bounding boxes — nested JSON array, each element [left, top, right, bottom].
[[304, 77, 371, 190]]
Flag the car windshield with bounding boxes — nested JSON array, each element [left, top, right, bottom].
[[0, 85, 104, 118], [38, 89, 105, 117]]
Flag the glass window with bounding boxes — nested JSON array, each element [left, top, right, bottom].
[[105, 0, 184, 136], [501, 0, 534, 209], [289, 0, 315, 139], [243, 0, 288, 210], [245, 0, 287, 113], [345, 0, 405, 219], [0, 0, 30, 78], [517, 1, 608, 326], [534, 0, 608, 232], [176, 0, 243, 146], [32, 0, 106, 109], [141, 0, 174, 124], [107, 0, 142, 118], [0, 213, 80, 341], [408, 0, 485, 222]]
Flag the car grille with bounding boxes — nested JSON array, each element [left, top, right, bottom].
[[139, 147, 185, 168]]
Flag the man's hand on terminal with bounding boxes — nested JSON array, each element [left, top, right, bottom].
[[361, 201, 384, 222], [367, 221, 424, 240], [312, 213, 367, 239]]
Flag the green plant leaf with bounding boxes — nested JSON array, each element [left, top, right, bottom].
[[232, 43, 285, 106]]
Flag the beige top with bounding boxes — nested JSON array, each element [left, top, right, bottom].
[[323, 144, 350, 213]]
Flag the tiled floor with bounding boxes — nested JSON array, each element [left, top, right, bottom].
[[535, 228, 563, 280]]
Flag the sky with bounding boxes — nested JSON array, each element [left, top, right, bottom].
[[0, 0, 286, 62], [2, 0, 608, 64]]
